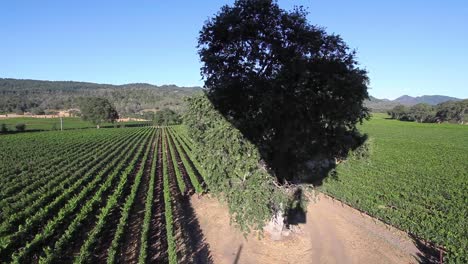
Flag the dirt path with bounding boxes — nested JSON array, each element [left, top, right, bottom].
[[192, 193, 427, 264]]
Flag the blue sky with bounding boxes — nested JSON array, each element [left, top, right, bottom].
[[1, 0, 467, 99]]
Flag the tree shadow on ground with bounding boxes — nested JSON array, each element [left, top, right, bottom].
[[233, 244, 243, 264], [409, 234, 443, 264], [177, 194, 214, 263], [285, 188, 307, 225]]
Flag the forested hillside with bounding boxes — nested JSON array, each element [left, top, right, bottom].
[[393, 95, 461, 105], [0, 78, 201, 116]]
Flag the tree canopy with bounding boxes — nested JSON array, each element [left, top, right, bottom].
[[436, 100, 468, 123], [78, 97, 119, 128], [146, 108, 182, 126], [198, 0, 369, 181]]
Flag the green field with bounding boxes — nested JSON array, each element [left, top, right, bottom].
[[320, 113, 468, 262], [0, 117, 149, 131]]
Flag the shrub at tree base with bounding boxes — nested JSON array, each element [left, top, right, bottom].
[[0, 124, 8, 133], [15, 123, 26, 132], [184, 94, 288, 233]]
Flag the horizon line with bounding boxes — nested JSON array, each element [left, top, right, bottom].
[[1, 76, 464, 100]]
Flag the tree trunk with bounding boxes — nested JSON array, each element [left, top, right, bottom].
[[272, 128, 294, 182]]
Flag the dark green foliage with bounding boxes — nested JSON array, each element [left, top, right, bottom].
[[387, 105, 408, 120], [184, 94, 287, 233], [141, 112, 155, 121], [388, 104, 433, 122], [30, 108, 45, 115], [0, 124, 8, 133], [0, 78, 200, 115], [78, 97, 119, 128], [198, 0, 369, 181], [410, 103, 435, 123], [152, 109, 181, 126], [435, 99, 468, 124], [15, 123, 26, 132], [348, 137, 372, 161], [388, 100, 468, 123], [409, 103, 435, 123]]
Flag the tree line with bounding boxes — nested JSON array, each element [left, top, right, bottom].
[[0, 78, 200, 116], [387, 100, 468, 124]]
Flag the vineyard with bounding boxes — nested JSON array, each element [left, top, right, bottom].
[[1, 113, 467, 263], [320, 114, 468, 263], [0, 126, 209, 263]]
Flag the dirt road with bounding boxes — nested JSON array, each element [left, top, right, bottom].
[[191, 193, 428, 264]]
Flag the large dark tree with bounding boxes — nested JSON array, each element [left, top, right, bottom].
[[198, 0, 369, 181], [79, 97, 119, 128]]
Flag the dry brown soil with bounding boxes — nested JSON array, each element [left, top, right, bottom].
[[191, 193, 426, 264]]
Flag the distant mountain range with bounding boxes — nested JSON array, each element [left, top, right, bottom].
[[1, 78, 463, 114], [366, 95, 463, 111]]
